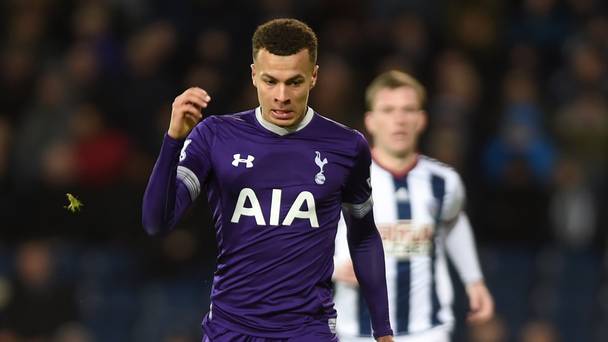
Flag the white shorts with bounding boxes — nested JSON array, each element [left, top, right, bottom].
[[338, 325, 451, 342]]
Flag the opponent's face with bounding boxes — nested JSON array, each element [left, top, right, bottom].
[[365, 86, 426, 157], [252, 49, 318, 128]]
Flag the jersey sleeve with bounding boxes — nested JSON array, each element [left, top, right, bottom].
[[445, 212, 483, 284], [176, 117, 215, 201], [341, 132, 373, 218], [142, 118, 216, 235], [340, 133, 393, 338], [441, 170, 466, 224]]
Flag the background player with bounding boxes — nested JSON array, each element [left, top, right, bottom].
[[333, 70, 494, 341], [142, 19, 393, 341]]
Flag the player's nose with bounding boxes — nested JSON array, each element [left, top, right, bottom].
[[274, 84, 290, 103], [394, 111, 409, 125]]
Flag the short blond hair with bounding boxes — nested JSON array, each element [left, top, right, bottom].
[[365, 70, 426, 110]]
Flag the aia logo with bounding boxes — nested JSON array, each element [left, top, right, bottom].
[[231, 188, 319, 228]]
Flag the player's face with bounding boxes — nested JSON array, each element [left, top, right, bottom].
[[365, 86, 426, 158], [251, 48, 318, 128]]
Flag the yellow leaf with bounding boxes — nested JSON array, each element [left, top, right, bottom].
[[64, 193, 84, 213]]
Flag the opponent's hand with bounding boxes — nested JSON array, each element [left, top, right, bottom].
[[376, 335, 394, 342], [334, 260, 358, 287], [466, 280, 494, 325], [168, 87, 210, 139]]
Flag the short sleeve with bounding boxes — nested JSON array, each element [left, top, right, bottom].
[[341, 132, 373, 218], [176, 118, 215, 201], [441, 171, 465, 223]]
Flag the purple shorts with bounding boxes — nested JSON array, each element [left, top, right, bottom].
[[202, 315, 339, 342]]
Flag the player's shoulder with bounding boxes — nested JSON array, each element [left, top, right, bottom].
[[416, 155, 462, 181], [194, 109, 256, 132], [313, 112, 368, 146], [205, 109, 255, 125], [314, 112, 359, 136]]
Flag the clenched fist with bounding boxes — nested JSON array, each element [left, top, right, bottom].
[[168, 87, 211, 139]]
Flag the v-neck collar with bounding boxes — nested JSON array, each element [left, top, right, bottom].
[[255, 106, 314, 136]]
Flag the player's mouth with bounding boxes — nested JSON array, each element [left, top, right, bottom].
[[392, 132, 409, 140], [271, 109, 294, 120]]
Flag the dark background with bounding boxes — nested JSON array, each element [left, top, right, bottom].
[[0, 0, 607, 341]]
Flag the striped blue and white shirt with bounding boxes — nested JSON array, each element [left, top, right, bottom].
[[334, 155, 482, 338]]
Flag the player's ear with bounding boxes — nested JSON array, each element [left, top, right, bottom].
[[310, 65, 319, 89], [251, 63, 257, 87], [416, 110, 428, 133], [364, 111, 376, 135]]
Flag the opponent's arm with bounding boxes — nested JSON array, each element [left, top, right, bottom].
[[445, 213, 494, 324], [333, 214, 359, 285], [142, 87, 210, 235], [445, 213, 483, 285]]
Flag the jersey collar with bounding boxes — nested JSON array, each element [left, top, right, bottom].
[[255, 106, 314, 136], [372, 151, 420, 180]]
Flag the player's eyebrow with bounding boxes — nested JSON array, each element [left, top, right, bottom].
[[286, 75, 304, 82], [261, 73, 305, 83], [261, 73, 276, 80]]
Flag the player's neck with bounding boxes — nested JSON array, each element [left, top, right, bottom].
[[372, 148, 418, 177]]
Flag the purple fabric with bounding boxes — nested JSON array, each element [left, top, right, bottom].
[[141, 133, 192, 235], [345, 210, 393, 338], [202, 312, 338, 342], [142, 109, 392, 338]]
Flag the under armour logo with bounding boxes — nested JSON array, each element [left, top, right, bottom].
[[314, 151, 328, 184], [232, 154, 255, 168]]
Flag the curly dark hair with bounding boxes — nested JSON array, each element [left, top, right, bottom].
[[252, 18, 318, 63]]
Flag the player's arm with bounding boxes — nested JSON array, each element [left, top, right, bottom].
[[445, 213, 483, 286], [342, 134, 393, 341], [142, 87, 210, 235], [441, 170, 494, 324], [343, 209, 393, 340], [444, 213, 494, 324]]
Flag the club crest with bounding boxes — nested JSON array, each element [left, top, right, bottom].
[[314, 151, 328, 185]]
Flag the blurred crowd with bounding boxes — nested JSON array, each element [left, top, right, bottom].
[[0, 0, 607, 341]]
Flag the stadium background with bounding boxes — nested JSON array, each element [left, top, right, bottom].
[[0, 0, 607, 341]]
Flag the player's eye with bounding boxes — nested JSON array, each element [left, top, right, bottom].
[[264, 79, 277, 85], [289, 80, 304, 86]]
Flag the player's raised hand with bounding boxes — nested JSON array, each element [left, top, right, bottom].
[[168, 87, 211, 139], [466, 280, 494, 325]]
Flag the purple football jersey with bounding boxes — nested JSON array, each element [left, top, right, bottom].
[[175, 108, 372, 337]]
